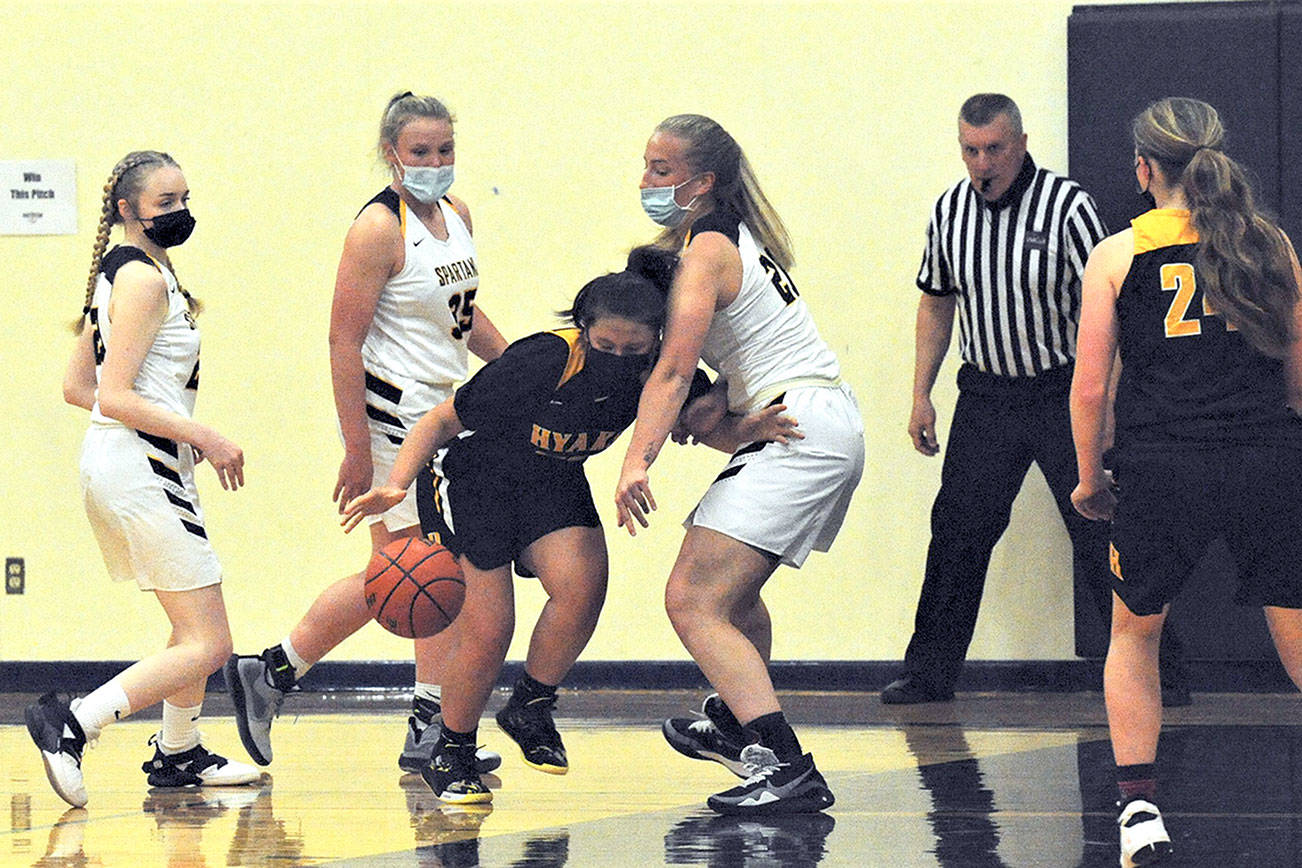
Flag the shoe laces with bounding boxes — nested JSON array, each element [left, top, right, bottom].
[[738, 744, 781, 782], [258, 668, 287, 719], [686, 718, 719, 736], [512, 696, 558, 733], [435, 742, 478, 774]]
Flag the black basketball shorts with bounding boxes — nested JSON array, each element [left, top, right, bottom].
[[1108, 445, 1302, 615], [415, 462, 600, 572]]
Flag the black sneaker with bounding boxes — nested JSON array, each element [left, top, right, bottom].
[[706, 746, 835, 816], [141, 735, 261, 787], [495, 695, 567, 774], [25, 692, 89, 808], [662, 693, 750, 777], [422, 742, 493, 805]]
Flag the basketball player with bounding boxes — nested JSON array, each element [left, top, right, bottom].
[[343, 246, 802, 803], [1071, 97, 1302, 866], [25, 151, 259, 807], [224, 92, 507, 774], [614, 115, 866, 815]]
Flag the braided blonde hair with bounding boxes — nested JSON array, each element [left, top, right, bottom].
[[74, 150, 201, 333]]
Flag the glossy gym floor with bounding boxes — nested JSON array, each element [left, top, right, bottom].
[[3, 689, 1300, 867]]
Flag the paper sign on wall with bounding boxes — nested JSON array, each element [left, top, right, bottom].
[[0, 160, 76, 235]]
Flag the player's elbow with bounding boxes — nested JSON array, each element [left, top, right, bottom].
[[1070, 383, 1110, 418], [95, 387, 130, 421], [63, 381, 91, 410]]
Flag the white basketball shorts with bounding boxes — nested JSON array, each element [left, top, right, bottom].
[[80, 424, 222, 592], [361, 367, 453, 532], [684, 383, 865, 567]]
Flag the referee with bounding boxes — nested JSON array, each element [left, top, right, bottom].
[[882, 93, 1187, 705]]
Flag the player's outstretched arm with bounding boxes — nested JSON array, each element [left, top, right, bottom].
[[688, 404, 804, 454], [341, 397, 464, 532]]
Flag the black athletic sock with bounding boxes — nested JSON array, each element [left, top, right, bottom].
[[744, 711, 803, 763], [437, 724, 479, 752], [1116, 763, 1158, 805], [510, 672, 557, 706], [262, 645, 297, 692]]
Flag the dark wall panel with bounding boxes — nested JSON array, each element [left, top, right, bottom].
[[1068, 2, 1280, 238], [1281, 6, 1302, 241]]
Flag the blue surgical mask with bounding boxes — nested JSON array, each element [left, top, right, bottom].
[[640, 177, 699, 227], [397, 160, 454, 204]]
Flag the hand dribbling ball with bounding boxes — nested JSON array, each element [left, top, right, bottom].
[[364, 538, 465, 638]]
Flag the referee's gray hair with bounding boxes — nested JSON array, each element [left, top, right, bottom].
[[959, 94, 1023, 135], [377, 92, 454, 161]]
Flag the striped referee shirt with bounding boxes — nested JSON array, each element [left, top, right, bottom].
[[917, 154, 1107, 378]]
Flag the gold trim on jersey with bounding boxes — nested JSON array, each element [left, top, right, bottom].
[[398, 198, 409, 239], [1132, 208, 1198, 255], [552, 327, 587, 389]]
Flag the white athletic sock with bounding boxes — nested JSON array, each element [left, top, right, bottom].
[[159, 701, 203, 754], [72, 681, 131, 741], [280, 635, 311, 680]]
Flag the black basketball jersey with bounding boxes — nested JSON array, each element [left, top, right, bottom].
[[1114, 209, 1300, 447], [444, 328, 647, 481]]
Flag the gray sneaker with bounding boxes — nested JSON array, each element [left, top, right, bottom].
[[400, 709, 502, 775], [222, 654, 286, 766], [706, 745, 835, 816]]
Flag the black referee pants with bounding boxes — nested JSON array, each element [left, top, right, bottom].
[[901, 363, 1183, 691]]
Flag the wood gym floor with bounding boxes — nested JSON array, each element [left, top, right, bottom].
[[3, 688, 1301, 867]]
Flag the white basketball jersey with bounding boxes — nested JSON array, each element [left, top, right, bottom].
[[694, 217, 841, 412], [89, 246, 200, 426], [361, 190, 477, 388]]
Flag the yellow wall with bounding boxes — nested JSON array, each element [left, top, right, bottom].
[[0, 0, 1211, 666]]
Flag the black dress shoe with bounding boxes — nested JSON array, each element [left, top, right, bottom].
[[880, 676, 955, 705]]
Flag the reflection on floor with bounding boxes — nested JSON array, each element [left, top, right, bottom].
[[2, 690, 1300, 866]]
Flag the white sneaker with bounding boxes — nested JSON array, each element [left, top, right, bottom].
[[25, 692, 89, 808], [1118, 798, 1173, 866], [142, 735, 261, 787]]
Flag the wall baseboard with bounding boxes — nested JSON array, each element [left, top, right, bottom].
[[1, 658, 1294, 694]]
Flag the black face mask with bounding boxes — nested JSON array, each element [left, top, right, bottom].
[[585, 346, 652, 386], [140, 208, 196, 248]]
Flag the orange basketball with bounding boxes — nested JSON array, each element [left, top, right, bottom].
[[364, 538, 465, 639]]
